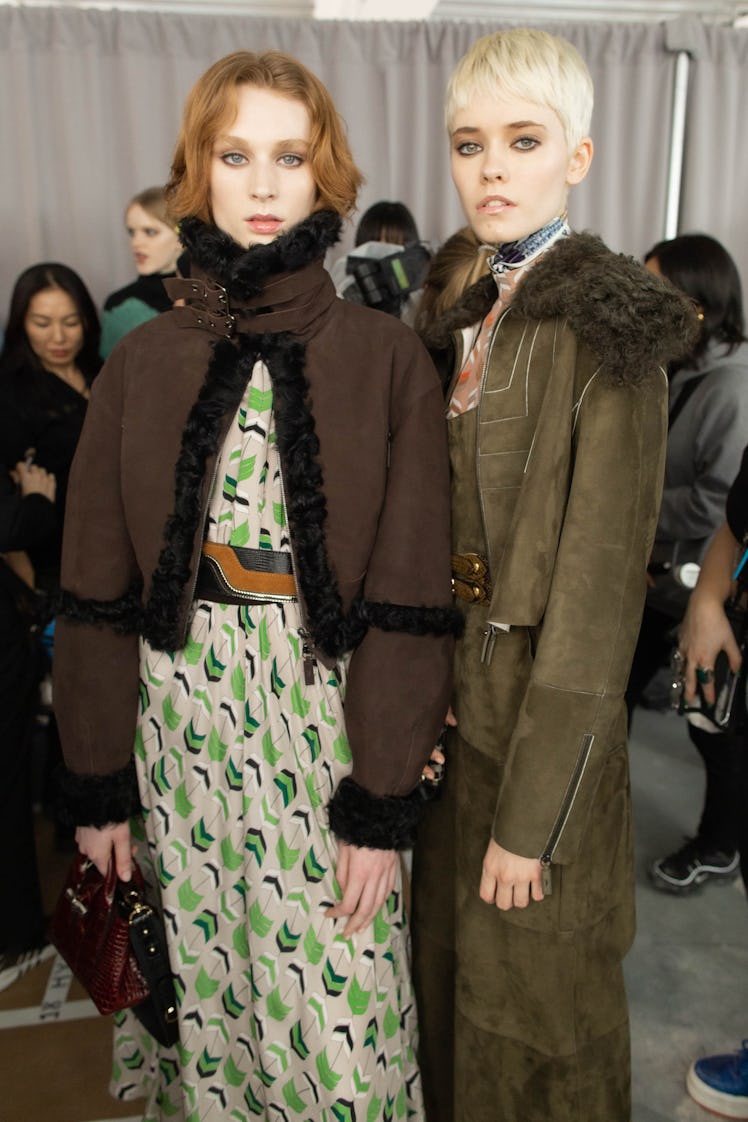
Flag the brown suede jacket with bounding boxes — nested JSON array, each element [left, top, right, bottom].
[[422, 232, 699, 863], [54, 211, 458, 849]]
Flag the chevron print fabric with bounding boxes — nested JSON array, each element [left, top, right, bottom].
[[108, 362, 422, 1120]]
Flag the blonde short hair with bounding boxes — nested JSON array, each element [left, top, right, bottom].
[[446, 28, 593, 151]]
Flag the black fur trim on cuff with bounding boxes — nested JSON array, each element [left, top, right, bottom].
[[56, 759, 141, 828], [328, 777, 424, 850], [55, 582, 144, 635], [357, 600, 464, 638]]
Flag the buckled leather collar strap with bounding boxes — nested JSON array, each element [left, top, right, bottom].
[[163, 260, 335, 340]]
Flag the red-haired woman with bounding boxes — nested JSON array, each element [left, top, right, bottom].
[[54, 50, 455, 1120]]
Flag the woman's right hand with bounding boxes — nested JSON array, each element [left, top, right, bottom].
[[678, 520, 743, 706], [75, 822, 134, 881], [13, 459, 57, 502], [679, 590, 742, 705]]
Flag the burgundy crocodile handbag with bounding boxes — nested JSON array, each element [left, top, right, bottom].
[[50, 854, 150, 1015]]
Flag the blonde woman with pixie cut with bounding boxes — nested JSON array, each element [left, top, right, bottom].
[[54, 49, 456, 1120], [411, 28, 698, 1122]]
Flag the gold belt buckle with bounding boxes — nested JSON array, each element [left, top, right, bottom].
[[451, 552, 492, 604]]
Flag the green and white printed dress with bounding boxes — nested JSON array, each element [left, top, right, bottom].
[[110, 359, 423, 1122]]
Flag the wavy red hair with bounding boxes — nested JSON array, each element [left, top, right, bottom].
[[167, 50, 363, 223]]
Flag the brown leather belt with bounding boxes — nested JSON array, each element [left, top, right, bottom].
[[451, 552, 492, 604], [196, 542, 297, 605]]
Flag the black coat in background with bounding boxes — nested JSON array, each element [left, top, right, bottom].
[[0, 474, 57, 953], [0, 364, 89, 588]]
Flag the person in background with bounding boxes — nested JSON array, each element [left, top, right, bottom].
[[675, 448, 748, 1119], [412, 225, 493, 385], [0, 263, 100, 593], [0, 458, 57, 988], [626, 234, 748, 894], [54, 49, 455, 1120], [354, 199, 420, 248], [0, 263, 100, 849], [331, 199, 428, 321], [99, 186, 181, 358], [410, 27, 698, 1121]]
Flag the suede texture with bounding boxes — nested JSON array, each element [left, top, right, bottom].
[[54, 212, 455, 841], [412, 234, 697, 1121]]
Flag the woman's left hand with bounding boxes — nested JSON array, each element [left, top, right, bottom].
[[479, 837, 544, 910], [327, 841, 398, 937]]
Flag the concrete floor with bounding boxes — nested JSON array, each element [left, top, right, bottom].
[[627, 704, 747, 1122], [2, 703, 746, 1121]]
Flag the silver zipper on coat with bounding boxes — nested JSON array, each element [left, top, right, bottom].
[[538, 732, 595, 895], [277, 458, 316, 686], [481, 622, 502, 665]]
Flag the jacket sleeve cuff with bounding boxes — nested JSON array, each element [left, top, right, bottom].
[[57, 759, 141, 827], [328, 776, 424, 850]]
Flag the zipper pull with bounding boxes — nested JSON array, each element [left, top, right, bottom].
[[299, 627, 316, 686], [540, 856, 553, 897], [481, 623, 499, 665]]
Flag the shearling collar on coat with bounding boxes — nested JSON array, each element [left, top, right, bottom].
[[178, 209, 342, 300], [422, 231, 699, 382], [56, 209, 458, 847]]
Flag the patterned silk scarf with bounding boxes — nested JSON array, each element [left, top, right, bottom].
[[447, 217, 570, 418]]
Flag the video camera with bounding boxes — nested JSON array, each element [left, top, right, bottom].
[[344, 241, 431, 317]]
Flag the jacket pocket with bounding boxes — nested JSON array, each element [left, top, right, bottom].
[[559, 742, 635, 939]]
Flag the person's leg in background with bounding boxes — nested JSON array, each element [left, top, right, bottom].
[[686, 730, 748, 1119], [649, 723, 741, 893], [0, 632, 51, 987], [626, 604, 679, 728]]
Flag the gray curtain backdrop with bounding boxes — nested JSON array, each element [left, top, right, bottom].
[[679, 23, 748, 278], [0, 6, 745, 314]]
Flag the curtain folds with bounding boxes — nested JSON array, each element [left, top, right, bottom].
[[0, 6, 746, 311]]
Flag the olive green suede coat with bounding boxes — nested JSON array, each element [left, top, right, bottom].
[[411, 233, 699, 1122]]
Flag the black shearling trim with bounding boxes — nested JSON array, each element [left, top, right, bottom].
[[419, 273, 495, 353], [328, 777, 423, 850], [56, 582, 143, 635], [142, 211, 355, 655], [142, 335, 257, 650], [265, 332, 367, 659], [419, 233, 700, 385], [179, 211, 342, 302], [512, 232, 699, 384], [356, 600, 464, 638], [57, 759, 141, 828]]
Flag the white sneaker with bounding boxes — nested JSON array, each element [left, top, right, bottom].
[[0, 943, 55, 992]]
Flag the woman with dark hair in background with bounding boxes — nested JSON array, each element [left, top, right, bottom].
[[0, 262, 100, 592], [626, 232, 748, 894], [331, 199, 429, 320], [0, 263, 100, 851], [354, 200, 419, 247], [100, 186, 181, 359]]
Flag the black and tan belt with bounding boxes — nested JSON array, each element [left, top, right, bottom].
[[196, 542, 297, 605]]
